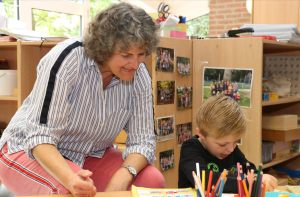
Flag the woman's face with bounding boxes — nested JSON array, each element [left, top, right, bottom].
[[104, 46, 146, 81]]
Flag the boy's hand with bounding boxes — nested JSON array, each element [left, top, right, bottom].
[[262, 174, 278, 192]]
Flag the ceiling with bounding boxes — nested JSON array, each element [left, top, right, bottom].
[[122, 0, 210, 21]]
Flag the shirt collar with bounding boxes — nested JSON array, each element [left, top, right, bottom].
[[89, 62, 121, 88]]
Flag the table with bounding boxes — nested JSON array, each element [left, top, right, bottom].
[[19, 186, 290, 197], [20, 191, 132, 197]]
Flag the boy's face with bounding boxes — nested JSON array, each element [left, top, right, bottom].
[[197, 127, 241, 160]]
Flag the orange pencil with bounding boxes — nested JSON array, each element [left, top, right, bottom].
[[207, 171, 213, 197], [262, 183, 266, 197]]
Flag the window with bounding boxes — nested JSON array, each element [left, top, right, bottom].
[[2, 0, 19, 19], [18, 0, 117, 37], [32, 9, 81, 37], [186, 14, 209, 38], [90, 0, 119, 20]]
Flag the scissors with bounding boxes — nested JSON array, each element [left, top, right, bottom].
[[158, 2, 170, 19]]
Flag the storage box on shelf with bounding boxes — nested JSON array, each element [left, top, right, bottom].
[[193, 37, 300, 170]]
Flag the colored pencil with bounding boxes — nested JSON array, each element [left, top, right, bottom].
[[193, 171, 205, 197], [237, 162, 241, 178], [196, 184, 202, 197], [257, 172, 263, 197], [202, 170, 206, 192], [242, 179, 250, 197], [218, 178, 225, 197], [211, 185, 215, 197], [240, 168, 245, 180], [248, 169, 254, 196], [262, 183, 266, 197], [254, 164, 262, 197], [246, 162, 250, 176], [207, 171, 213, 197], [251, 177, 257, 197], [197, 163, 201, 178], [215, 173, 223, 195]]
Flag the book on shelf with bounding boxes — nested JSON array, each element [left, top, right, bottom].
[[0, 35, 17, 42]]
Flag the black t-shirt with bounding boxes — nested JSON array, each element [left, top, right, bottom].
[[178, 135, 257, 193]]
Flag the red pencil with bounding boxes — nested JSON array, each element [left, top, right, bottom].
[[211, 185, 215, 197], [207, 171, 213, 197]]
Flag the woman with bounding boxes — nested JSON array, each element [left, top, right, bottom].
[[0, 2, 164, 196]]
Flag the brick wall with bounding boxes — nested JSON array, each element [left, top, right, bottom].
[[209, 0, 251, 36]]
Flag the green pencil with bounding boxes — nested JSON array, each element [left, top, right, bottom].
[[254, 164, 262, 197]]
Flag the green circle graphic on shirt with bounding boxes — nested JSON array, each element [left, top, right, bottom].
[[207, 163, 219, 172], [229, 165, 237, 174]]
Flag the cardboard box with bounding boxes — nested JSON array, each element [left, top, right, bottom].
[[177, 23, 186, 32], [262, 114, 298, 130], [269, 93, 278, 101]]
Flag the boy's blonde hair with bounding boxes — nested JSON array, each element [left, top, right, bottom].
[[196, 95, 247, 139]]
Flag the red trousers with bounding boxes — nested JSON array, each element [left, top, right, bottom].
[[0, 143, 165, 195]]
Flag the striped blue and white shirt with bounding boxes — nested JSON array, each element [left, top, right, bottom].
[[0, 38, 156, 167]]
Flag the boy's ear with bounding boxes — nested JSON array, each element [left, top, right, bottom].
[[196, 127, 205, 139]]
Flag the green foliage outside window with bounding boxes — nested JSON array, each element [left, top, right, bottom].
[[90, 0, 119, 20], [2, 0, 15, 18], [32, 9, 81, 37], [186, 14, 209, 38]]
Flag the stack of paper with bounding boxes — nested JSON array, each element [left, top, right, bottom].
[[240, 24, 300, 43]]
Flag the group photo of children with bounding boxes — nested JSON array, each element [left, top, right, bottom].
[[159, 149, 175, 171], [203, 67, 253, 108], [157, 81, 175, 105], [177, 87, 192, 110], [156, 47, 175, 72], [177, 56, 191, 75], [176, 122, 192, 147], [157, 115, 175, 142]]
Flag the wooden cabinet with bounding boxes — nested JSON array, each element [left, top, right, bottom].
[[252, 0, 299, 25], [193, 37, 300, 170], [0, 41, 59, 128]]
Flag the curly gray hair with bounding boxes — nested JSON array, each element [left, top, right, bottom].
[[83, 2, 160, 65]]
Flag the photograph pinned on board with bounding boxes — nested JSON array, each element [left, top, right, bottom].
[[203, 67, 253, 108], [157, 81, 175, 105], [157, 115, 175, 142], [155, 47, 175, 72], [177, 56, 191, 75], [176, 122, 192, 147], [159, 149, 175, 171], [177, 87, 192, 110], [237, 138, 242, 145]]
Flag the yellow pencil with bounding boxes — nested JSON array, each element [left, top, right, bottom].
[[202, 170, 205, 192], [242, 179, 249, 197]]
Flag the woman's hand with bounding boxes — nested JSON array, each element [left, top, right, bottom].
[[104, 168, 133, 192], [262, 174, 278, 192], [67, 169, 97, 197]]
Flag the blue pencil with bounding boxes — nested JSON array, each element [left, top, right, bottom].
[[218, 179, 225, 197]]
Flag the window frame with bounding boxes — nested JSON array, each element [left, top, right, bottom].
[[19, 0, 90, 33]]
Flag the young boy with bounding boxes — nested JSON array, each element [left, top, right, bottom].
[[178, 96, 277, 193]]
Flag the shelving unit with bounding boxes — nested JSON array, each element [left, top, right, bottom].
[[193, 37, 300, 170], [0, 40, 58, 128], [262, 152, 300, 169]]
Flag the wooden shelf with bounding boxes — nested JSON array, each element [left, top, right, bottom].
[[0, 95, 18, 101], [262, 152, 300, 169], [262, 126, 300, 142], [262, 96, 300, 106], [0, 42, 17, 47], [21, 41, 60, 46], [263, 39, 300, 53]]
